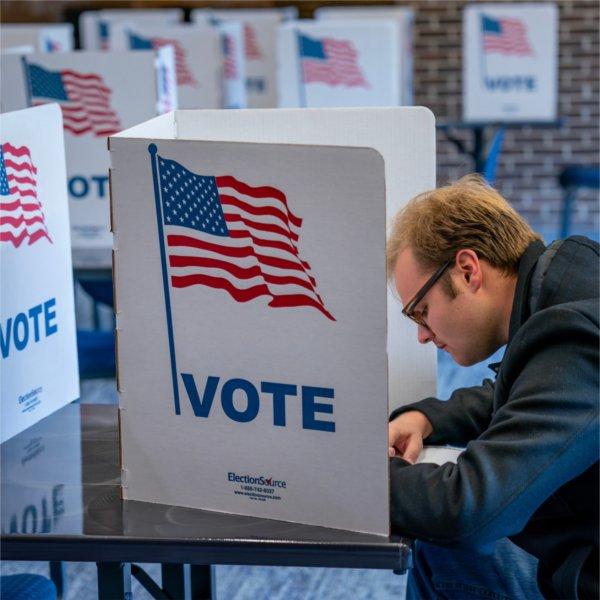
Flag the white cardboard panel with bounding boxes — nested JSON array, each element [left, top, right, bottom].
[[113, 107, 437, 416], [315, 7, 414, 105], [154, 45, 179, 115], [216, 21, 247, 109], [1, 24, 74, 53], [193, 9, 286, 108], [110, 136, 389, 534], [109, 22, 222, 109], [1, 104, 79, 443], [463, 3, 558, 122], [1, 52, 172, 266], [277, 21, 400, 108], [0, 54, 29, 113], [192, 7, 297, 21]]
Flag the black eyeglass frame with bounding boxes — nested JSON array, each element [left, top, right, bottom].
[[401, 259, 453, 327]]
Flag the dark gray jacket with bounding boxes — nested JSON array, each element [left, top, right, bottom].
[[390, 236, 599, 599]]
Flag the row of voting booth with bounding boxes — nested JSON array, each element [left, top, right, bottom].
[[0, 3, 558, 266], [1, 5, 557, 114], [1, 3, 559, 536]]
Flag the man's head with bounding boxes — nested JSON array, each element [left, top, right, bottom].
[[387, 174, 542, 366]]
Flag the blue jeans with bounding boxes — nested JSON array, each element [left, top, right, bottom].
[[407, 538, 545, 600]]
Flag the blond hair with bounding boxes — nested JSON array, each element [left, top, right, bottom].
[[387, 174, 542, 280]]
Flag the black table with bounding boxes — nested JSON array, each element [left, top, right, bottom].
[[1, 403, 412, 599]]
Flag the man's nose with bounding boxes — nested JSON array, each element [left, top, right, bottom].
[[417, 324, 434, 344]]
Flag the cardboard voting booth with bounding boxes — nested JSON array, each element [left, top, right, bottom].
[[109, 22, 222, 110], [0, 24, 74, 53], [315, 6, 414, 106], [193, 8, 289, 109], [278, 21, 400, 108], [109, 107, 436, 534], [1, 50, 176, 267], [463, 3, 558, 122], [1, 404, 83, 535], [1, 104, 79, 443], [79, 9, 184, 51]]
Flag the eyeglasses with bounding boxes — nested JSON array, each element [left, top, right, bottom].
[[401, 259, 453, 328]]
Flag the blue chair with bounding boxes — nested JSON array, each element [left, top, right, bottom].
[[0, 574, 57, 600], [558, 166, 600, 238]]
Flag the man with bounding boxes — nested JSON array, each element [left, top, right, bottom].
[[387, 175, 598, 599]]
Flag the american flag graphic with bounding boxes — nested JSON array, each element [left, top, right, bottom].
[[98, 21, 110, 51], [129, 33, 197, 87], [27, 63, 122, 137], [299, 33, 368, 88], [482, 15, 534, 56], [0, 143, 52, 248], [152, 152, 335, 321], [43, 38, 62, 52], [244, 24, 262, 60], [222, 34, 238, 80]]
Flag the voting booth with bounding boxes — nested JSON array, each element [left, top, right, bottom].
[[463, 3, 558, 122], [109, 107, 436, 534], [0, 23, 74, 53], [278, 21, 400, 108], [315, 6, 414, 106], [1, 50, 176, 267], [1, 104, 79, 443], [79, 8, 184, 51], [193, 8, 291, 109], [109, 22, 222, 109]]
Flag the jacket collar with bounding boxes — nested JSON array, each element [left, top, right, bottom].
[[507, 240, 547, 343]]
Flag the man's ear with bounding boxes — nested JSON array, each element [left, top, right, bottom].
[[454, 249, 482, 292]]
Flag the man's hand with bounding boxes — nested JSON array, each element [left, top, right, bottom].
[[389, 411, 434, 463]]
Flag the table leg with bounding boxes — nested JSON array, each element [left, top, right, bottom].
[[161, 564, 213, 600], [49, 561, 66, 599], [191, 565, 213, 599], [96, 562, 132, 600]]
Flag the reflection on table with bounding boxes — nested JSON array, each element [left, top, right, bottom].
[[2, 403, 412, 572]]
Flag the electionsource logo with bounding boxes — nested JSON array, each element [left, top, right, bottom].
[[228, 472, 287, 488]]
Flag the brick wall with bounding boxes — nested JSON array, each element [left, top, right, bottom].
[[2, 0, 599, 234]]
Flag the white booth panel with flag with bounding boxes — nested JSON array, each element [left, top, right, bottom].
[[463, 3, 558, 122], [278, 21, 400, 108], [109, 22, 222, 109]]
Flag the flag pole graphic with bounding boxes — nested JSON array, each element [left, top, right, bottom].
[[148, 143, 181, 415]]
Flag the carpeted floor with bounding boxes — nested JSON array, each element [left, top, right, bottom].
[[0, 561, 407, 599]]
